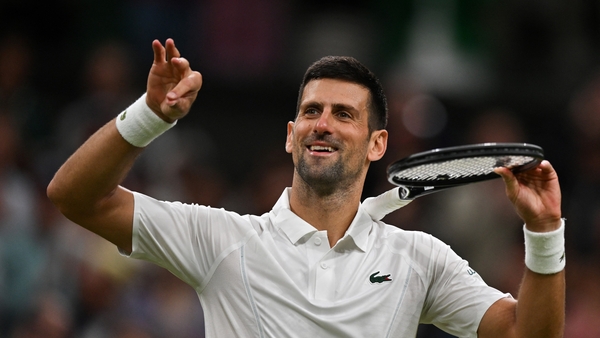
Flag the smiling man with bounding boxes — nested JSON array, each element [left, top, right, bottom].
[[286, 68, 388, 247], [48, 39, 565, 337]]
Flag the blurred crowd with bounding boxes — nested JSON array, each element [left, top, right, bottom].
[[1, 0, 600, 337]]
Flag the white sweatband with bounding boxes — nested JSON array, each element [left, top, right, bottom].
[[115, 93, 176, 147], [524, 219, 566, 274], [362, 187, 412, 221]]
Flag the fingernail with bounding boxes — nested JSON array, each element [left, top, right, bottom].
[[167, 97, 178, 106]]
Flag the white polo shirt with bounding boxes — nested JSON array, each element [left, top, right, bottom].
[[127, 188, 508, 337]]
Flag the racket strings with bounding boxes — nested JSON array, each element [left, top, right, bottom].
[[393, 155, 535, 181]]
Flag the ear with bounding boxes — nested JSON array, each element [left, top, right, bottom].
[[285, 121, 294, 154], [367, 129, 388, 162]]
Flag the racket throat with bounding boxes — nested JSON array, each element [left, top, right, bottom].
[[399, 185, 439, 200], [399, 186, 412, 200]]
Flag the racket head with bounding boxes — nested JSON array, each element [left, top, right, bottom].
[[387, 143, 544, 188]]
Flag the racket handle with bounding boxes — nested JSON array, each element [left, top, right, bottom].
[[362, 187, 412, 221]]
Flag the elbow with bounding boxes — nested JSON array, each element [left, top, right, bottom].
[[46, 176, 119, 225], [47, 177, 67, 213], [47, 177, 81, 219], [47, 178, 60, 206]]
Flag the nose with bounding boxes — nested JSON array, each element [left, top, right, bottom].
[[314, 109, 334, 134]]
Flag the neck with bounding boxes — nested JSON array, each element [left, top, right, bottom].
[[288, 174, 364, 247]]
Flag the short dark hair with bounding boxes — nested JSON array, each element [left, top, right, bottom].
[[296, 56, 388, 131]]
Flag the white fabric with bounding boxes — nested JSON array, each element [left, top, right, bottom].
[[362, 187, 412, 220], [126, 188, 509, 337], [115, 93, 176, 147], [524, 219, 566, 274]]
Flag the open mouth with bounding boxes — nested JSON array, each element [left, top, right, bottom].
[[308, 145, 336, 153]]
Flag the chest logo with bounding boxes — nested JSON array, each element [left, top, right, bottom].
[[370, 271, 392, 284]]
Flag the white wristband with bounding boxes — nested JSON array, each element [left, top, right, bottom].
[[115, 93, 176, 147], [362, 187, 413, 221], [524, 219, 566, 274]]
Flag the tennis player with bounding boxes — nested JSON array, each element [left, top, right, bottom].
[[48, 39, 565, 337]]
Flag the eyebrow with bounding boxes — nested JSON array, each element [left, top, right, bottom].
[[331, 103, 357, 112], [300, 101, 358, 112]]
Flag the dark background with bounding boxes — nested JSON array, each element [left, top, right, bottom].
[[1, 0, 599, 337]]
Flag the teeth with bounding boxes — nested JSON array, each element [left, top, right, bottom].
[[310, 145, 334, 152]]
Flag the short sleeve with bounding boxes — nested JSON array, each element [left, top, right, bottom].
[[420, 236, 511, 337], [128, 192, 257, 289]]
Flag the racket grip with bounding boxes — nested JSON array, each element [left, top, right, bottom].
[[362, 187, 412, 221]]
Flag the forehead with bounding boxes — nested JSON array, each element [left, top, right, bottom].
[[300, 78, 370, 110]]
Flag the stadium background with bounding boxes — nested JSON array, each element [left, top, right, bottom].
[[0, 0, 599, 336]]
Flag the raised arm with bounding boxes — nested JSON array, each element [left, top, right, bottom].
[[478, 160, 565, 338], [47, 39, 202, 253]]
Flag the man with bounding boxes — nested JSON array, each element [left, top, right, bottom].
[[48, 39, 565, 337]]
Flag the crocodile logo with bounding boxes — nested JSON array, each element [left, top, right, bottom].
[[370, 271, 392, 284], [120, 111, 127, 120]]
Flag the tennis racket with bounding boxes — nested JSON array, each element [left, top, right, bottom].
[[387, 143, 544, 200]]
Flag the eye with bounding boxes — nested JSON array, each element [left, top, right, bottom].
[[304, 108, 320, 116], [337, 111, 351, 119]]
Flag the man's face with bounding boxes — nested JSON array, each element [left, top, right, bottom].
[[285, 78, 387, 194]]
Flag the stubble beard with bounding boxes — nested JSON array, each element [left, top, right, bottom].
[[295, 148, 366, 197]]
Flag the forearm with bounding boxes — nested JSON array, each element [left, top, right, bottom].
[[514, 268, 565, 337], [479, 219, 566, 338], [514, 219, 566, 337], [47, 119, 142, 224]]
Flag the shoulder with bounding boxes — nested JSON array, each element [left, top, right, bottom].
[[375, 221, 458, 271], [132, 191, 267, 232], [377, 221, 448, 252]]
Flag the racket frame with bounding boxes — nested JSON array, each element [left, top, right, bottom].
[[386, 143, 544, 200]]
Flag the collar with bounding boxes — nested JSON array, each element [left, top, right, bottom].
[[270, 188, 372, 251]]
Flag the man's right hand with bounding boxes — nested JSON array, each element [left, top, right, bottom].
[[147, 38, 203, 123]]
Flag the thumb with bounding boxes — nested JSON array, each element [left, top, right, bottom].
[[166, 70, 203, 108]]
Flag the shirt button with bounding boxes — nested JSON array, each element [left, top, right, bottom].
[[314, 237, 322, 246], [320, 262, 328, 269]]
